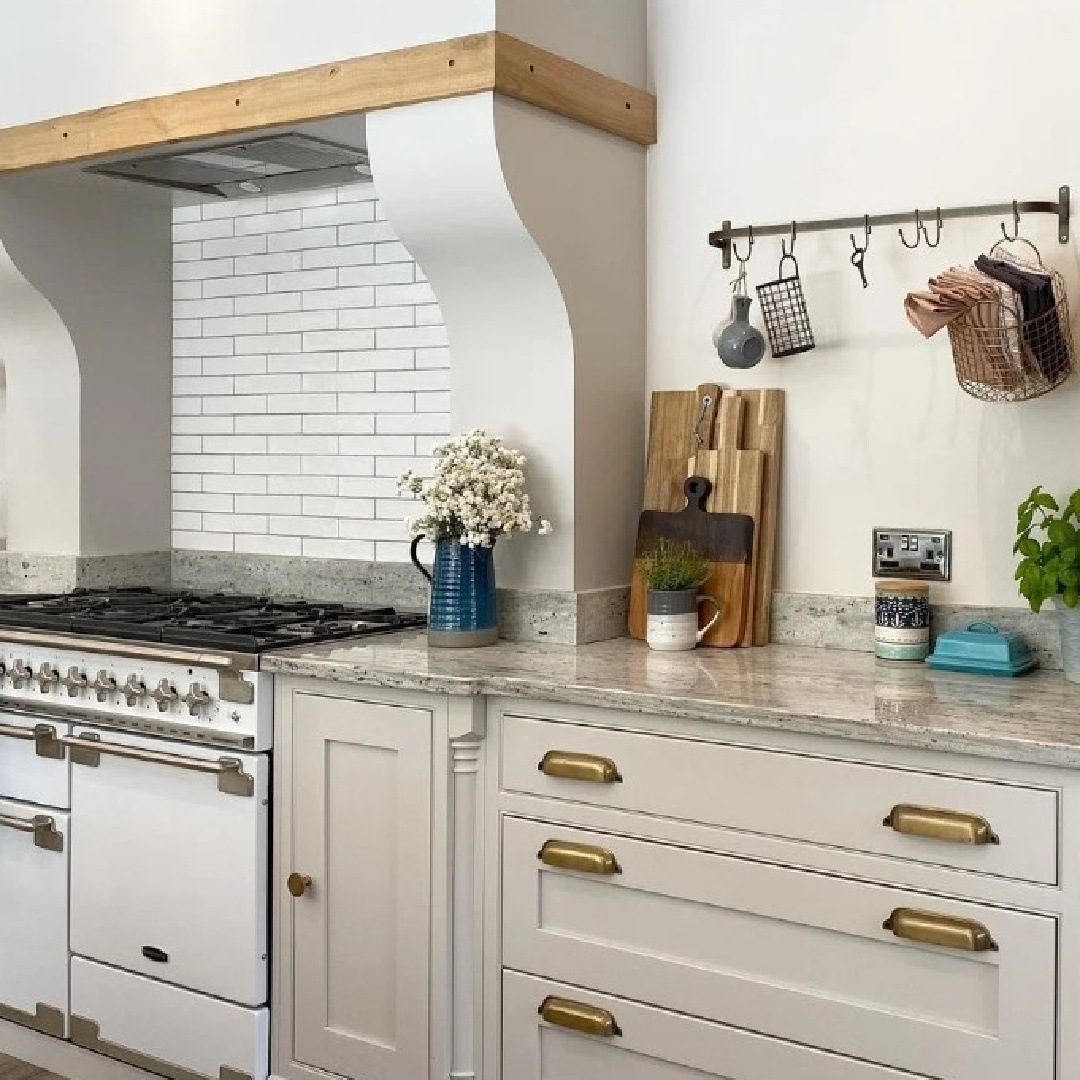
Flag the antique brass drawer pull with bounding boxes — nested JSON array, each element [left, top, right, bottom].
[[883, 907, 998, 952], [883, 804, 999, 845], [538, 839, 621, 876], [538, 996, 622, 1038], [539, 750, 622, 784]]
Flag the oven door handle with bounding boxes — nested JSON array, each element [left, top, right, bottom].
[[0, 721, 65, 759], [61, 735, 255, 797], [0, 811, 64, 852]]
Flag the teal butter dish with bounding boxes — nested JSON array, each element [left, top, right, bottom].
[[926, 622, 1038, 677]]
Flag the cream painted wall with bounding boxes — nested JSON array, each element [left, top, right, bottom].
[[648, 0, 1080, 607], [0, 0, 494, 127]]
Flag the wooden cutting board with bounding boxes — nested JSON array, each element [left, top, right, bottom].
[[734, 389, 785, 646], [688, 383, 722, 479], [628, 477, 755, 648], [687, 445, 765, 647], [643, 390, 700, 512]]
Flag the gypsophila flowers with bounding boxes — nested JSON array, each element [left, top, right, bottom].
[[398, 430, 553, 548]]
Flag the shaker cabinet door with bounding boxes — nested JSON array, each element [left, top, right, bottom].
[[274, 684, 432, 1080]]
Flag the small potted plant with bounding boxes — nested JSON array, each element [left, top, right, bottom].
[[399, 430, 552, 648], [639, 538, 720, 651], [1014, 485, 1080, 682]]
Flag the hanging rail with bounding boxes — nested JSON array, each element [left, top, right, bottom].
[[709, 186, 1070, 268]]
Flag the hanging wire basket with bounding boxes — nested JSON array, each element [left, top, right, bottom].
[[946, 240, 1073, 402], [756, 252, 816, 357]]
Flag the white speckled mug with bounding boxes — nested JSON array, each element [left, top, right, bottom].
[[646, 588, 721, 652]]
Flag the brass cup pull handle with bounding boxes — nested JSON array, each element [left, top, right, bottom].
[[883, 907, 998, 952], [538, 839, 621, 876], [538, 996, 622, 1038], [883, 804, 998, 845], [539, 750, 622, 784], [287, 872, 313, 898]]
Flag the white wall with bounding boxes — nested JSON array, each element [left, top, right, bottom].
[[648, 0, 1080, 607], [0, 0, 494, 128], [171, 182, 448, 560]]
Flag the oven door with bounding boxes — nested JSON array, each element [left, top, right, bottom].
[[0, 797, 69, 1037], [0, 710, 70, 807], [67, 725, 268, 1007]]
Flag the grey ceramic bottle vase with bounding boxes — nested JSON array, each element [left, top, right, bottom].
[[717, 295, 766, 369]]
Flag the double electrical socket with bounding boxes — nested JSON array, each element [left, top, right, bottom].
[[873, 527, 952, 582]]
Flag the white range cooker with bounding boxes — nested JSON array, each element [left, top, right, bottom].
[[0, 588, 424, 1080]]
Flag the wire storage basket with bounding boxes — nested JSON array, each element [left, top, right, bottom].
[[945, 246, 1074, 402], [756, 252, 815, 358]]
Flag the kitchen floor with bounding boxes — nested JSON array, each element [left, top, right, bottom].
[[0, 1055, 67, 1080]]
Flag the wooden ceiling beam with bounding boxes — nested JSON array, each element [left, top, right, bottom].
[[0, 32, 655, 175]]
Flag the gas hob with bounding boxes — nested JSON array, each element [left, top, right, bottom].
[[0, 588, 425, 750]]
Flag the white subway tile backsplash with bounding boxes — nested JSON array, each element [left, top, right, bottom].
[[173, 219, 233, 242], [377, 325, 448, 349], [267, 310, 336, 333], [302, 201, 375, 227], [236, 533, 303, 556], [302, 538, 376, 559], [172, 184, 448, 559], [269, 269, 338, 292], [202, 235, 268, 259], [301, 372, 375, 393], [268, 226, 338, 252], [202, 275, 268, 298], [301, 244, 375, 270], [337, 263, 413, 288]]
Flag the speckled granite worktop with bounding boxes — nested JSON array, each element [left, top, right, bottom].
[[262, 634, 1080, 768]]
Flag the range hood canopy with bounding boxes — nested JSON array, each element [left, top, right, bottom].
[[85, 133, 371, 199]]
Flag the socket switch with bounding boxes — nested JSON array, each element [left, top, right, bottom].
[[873, 527, 951, 582]]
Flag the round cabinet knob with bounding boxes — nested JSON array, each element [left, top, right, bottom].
[[287, 872, 313, 898], [121, 674, 147, 707], [10, 660, 31, 689], [150, 679, 179, 713], [36, 663, 60, 694], [91, 670, 117, 702], [62, 666, 88, 698]]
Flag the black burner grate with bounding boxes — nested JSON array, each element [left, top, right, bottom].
[[0, 588, 425, 651]]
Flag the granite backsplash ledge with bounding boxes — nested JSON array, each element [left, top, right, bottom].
[[171, 551, 628, 645]]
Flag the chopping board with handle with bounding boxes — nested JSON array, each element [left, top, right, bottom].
[[687, 444, 765, 647], [643, 390, 701, 512], [628, 476, 755, 648]]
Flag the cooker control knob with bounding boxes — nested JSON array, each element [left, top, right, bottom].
[[35, 663, 60, 694], [61, 666, 88, 698], [181, 683, 211, 717], [91, 670, 117, 702], [121, 674, 147, 706], [10, 660, 31, 689], [150, 679, 179, 713]]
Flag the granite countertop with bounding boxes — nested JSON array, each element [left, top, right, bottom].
[[262, 634, 1080, 768]]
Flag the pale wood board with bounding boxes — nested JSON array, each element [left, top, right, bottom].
[[642, 390, 700, 513], [0, 34, 656, 175], [734, 389, 785, 646]]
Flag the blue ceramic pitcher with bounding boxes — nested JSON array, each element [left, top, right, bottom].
[[410, 535, 498, 647]]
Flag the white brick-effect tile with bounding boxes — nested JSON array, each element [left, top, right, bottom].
[[172, 185, 449, 558]]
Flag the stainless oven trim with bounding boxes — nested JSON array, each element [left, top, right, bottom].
[[0, 1001, 66, 1037], [0, 700, 256, 750], [0, 719, 64, 758], [0, 809, 64, 851]]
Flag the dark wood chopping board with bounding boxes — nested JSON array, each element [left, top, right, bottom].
[[628, 476, 756, 648]]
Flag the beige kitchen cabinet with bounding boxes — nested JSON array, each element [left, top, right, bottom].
[[273, 681, 433, 1080]]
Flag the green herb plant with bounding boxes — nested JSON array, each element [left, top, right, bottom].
[[639, 538, 712, 592], [1014, 485, 1080, 612]]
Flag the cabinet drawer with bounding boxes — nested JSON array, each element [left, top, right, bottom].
[[502, 816, 1056, 1080], [504, 970, 934, 1080], [0, 798, 68, 1037], [502, 714, 1058, 883]]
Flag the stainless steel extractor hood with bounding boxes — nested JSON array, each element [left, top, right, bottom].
[[85, 133, 371, 199]]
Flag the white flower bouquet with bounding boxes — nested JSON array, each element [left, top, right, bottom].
[[398, 429, 552, 548]]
